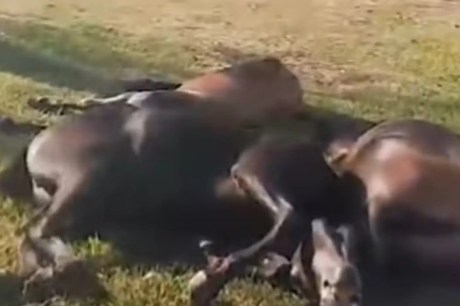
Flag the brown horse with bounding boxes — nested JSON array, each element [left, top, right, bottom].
[[1, 57, 379, 303], [31, 57, 305, 128], [0, 56, 305, 302], [326, 119, 460, 280], [3, 93, 275, 302], [187, 133, 364, 306]]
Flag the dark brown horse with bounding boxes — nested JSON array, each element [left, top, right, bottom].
[[1, 56, 382, 303], [2, 115, 365, 304], [0, 57, 307, 302], [13, 98, 272, 301], [30, 56, 305, 128], [191, 117, 460, 306], [326, 119, 460, 280], [187, 133, 365, 306]]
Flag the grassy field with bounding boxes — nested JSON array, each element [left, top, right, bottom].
[[0, 0, 460, 305]]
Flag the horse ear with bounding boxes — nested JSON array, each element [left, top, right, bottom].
[[337, 225, 356, 262], [311, 219, 334, 252], [323, 139, 353, 176], [324, 148, 349, 174]]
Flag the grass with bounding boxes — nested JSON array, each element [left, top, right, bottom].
[[0, 0, 459, 305]]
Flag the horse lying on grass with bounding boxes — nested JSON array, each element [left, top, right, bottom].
[[186, 134, 365, 306], [0, 57, 319, 303], [28, 56, 305, 127], [325, 119, 460, 305]]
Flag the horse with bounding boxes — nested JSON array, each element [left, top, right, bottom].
[[0, 56, 382, 303], [0, 56, 306, 302], [187, 133, 365, 306], [326, 119, 460, 281], [29, 56, 305, 128]]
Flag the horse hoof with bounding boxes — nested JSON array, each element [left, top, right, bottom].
[[188, 270, 222, 306], [22, 260, 107, 303], [18, 239, 42, 279], [258, 252, 291, 280], [22, 266, 55, 303], [188, 270, 208, 292], [187, 256, 234, 306], [27, 97, 51, 112], [55, 259, 108, 299], [188, 270, 209, 306]]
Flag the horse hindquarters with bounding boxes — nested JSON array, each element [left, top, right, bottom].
[[371, 208, 460, 280]]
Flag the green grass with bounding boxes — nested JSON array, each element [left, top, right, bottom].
[[0, 0, 460, 305]]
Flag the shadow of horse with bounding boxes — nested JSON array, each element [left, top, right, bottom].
[[0, 272, 24, 306], [0, 16, 192, 96], [96, 227, 208, 269], [0, 38, 115, 95]]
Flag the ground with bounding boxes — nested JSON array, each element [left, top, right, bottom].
[[0, 0, 459, 305]]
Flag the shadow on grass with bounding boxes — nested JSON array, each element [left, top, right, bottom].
[[98, 227, 207, 269], [0, 272, 23, 306], [0, 16, 196, 95], [0, 39, 115, 95]]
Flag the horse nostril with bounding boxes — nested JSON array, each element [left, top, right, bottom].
[[350, 294, 361, 305], [334, 293, 340, 302]]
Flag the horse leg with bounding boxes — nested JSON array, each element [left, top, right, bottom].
[[82, 78, 181, 106], [197, 238, 292, 284], [27, 93, 134, 116], [27, 97, 89, 115], [289, 228, 319, 301], [80, 92, 135, 107], [225, 172, 301, 262], [27, 78, 180, 115], [19, 172, 106, 302], [366, 202, 391, 273], [189, 171, 301, 306]]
